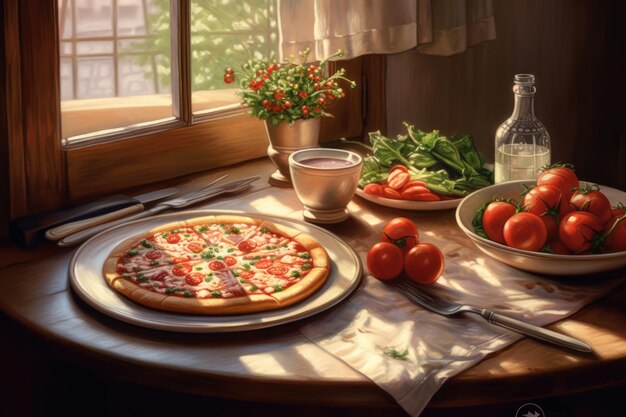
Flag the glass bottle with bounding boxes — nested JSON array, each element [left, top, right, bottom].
[[494, 74, 551, 183]]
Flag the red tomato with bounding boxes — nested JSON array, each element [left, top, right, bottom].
[[363, 183, 384, 197], [503, 212, 547, 251], [404, 243, 444, 285], [570, 186, 612, 225], [401, 191, 440, 201], [208, 261, 225, 271], [166, 234, 181, 244], [547, 240, 572, 255], [145, 250, 162, 260], [187, 242, 203, 253], [240, 270, 256, 280], [387, 169, 410, 190], [267, 265, 289, 276], [390, 165, 408, 174], [537, 166, 579, 199], [522, 184, 569, 240], [367, 242, 404, 280], [172, 256, 190, 264], [612, 204, 626, 218], [254, 259, 273, 269], [185, 272, 204, 286], [382, 187, 402, 199], [224, 256, 237, 266], [381, 217, 419, 253], [400, 180, 427, 191], [482, 201, 517, 244], [603, 215, 626, 252], [238, 240, 258, 253], [151, 271, 168, 281], [172, 263, 192, 276], [559, 211, 604, 253]]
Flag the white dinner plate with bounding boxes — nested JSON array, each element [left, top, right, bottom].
[[456, 181, 626, 275], [355, 188, 461, 211], [69, 210, 362, 333]]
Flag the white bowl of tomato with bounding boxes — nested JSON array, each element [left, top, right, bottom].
[[455, 176, 626, 276]]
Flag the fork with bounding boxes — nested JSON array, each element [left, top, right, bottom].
[[395, 280, 592, 353], [58, 176, 259, 247]]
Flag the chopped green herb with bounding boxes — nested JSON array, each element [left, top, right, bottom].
[[198, 226, 209, 232], [161, 233, 169, 238], [260, 227, 269, 233], [225, 230, 231, 235], [217, 256, 223, 260], [265, 246, 271, 250], [291, 271, 301, 278], [299, 252, 311, 259], [165, 287, 179, 294], [273, 285, 284, 292], [231, 270, 240, 277], [183, 290, 194, 298], [195, 266, 203, 271], [227, 248, 235, 253], [272, 245, 279, 249], [150, 260, 159, 266], [204, 276, 213, 282], [249, 285, 258, 291], [136, 273, 148, 283], [177, 265, 184, 269], [122, 274, 131, 279], [281, 244, 288, 248], [384, 348, 409, 361], [219, 224, 225, 228], [127, 249, 139, 256], [239, 279, 246, 283], [183, 233, 190, 238], [255, 256, 262, 260], [142, 240, 153, 248], [172, 229, 179, 233], [231, 227, 240, 234], [122, 258, 130, 264], [168, 261, 174, 265], [211, 291, 221, 298], [243, 263, 251, 270], [301, 264, 312, 270]]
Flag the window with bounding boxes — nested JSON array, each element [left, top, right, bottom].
[[1, 0, 381, 226]]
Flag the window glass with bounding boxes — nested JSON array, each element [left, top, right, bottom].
[[190, 0, 279, 114], [59, 0, 173, 139]]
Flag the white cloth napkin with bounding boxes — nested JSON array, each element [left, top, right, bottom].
[[300, 237, 623, 416]]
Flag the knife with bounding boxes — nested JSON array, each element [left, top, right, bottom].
[[44, 187, 178, 241], [10, 187, 177, 248], [57, 176, 259, 247]]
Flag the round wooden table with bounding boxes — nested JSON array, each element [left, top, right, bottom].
[[1, 159, 626, 416]]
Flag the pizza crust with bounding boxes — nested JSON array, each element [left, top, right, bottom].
[[147, 220, 189, 236], [103, 256, 122, 285], [211, 215, 261, 227], [269, 267, 329, 306], [161, 293, 280, 315], [309, 247, 330, 269], [293, 232, 322, 250]]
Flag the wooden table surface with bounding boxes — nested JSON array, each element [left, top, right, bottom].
[[1, 157, 626, 413]]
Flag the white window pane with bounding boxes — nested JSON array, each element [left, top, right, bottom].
[[76, 0, 113, 38], [118, 56, 156, 96], [60, 58, 74, 101], [77, 57, 115, 99], [76, 40, 114, 55]]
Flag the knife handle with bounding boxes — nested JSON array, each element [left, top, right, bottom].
[[482, 310, 593, 353], [45, 203, 144, 241], [9, 194, 138, 248]]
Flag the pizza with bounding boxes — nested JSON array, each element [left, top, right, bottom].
[[103, 215, 330, 315]]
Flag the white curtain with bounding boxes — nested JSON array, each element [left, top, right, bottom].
[[278, 0, 496, 60]]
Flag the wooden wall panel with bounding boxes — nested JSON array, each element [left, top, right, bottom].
[[19, 1, 66, 213], [386, 0, 625, 190]]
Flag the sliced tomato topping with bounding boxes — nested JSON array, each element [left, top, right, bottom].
[[166, 234, 181, 244], [145, 250, 162, 260], [185, 272, 204, 286], [238, 240, 258, 253], [172, 263, 192, 276], [255, 259, 273, 269], [187, 242, 204, 253], [223, 256, 237, 266], [209, 260, 225, 271], [292, 243, 306, 252], [267, 265, 289, 276], [240, 270, 256, 279], [172, 256, 190, 264]]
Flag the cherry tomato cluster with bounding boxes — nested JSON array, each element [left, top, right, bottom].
[[367, 217, 444, 285], [476, 164, 626, 254], [223, 48, 356, 125], [363, 165, 450, 202]]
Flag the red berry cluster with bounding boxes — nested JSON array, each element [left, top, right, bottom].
[[223, 48, 356, 125]]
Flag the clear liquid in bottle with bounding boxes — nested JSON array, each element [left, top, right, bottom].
[[494, 74, 551, 183]]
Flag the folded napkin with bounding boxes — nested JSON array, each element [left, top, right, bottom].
[[300, 238, 623, 416]]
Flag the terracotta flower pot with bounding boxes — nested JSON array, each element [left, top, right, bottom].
[[264, 118, 321, 187]]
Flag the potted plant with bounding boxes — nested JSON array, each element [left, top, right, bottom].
[[224, 48, 356, 186]]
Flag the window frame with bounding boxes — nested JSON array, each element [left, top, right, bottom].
[[0, 0, 385, 238]]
